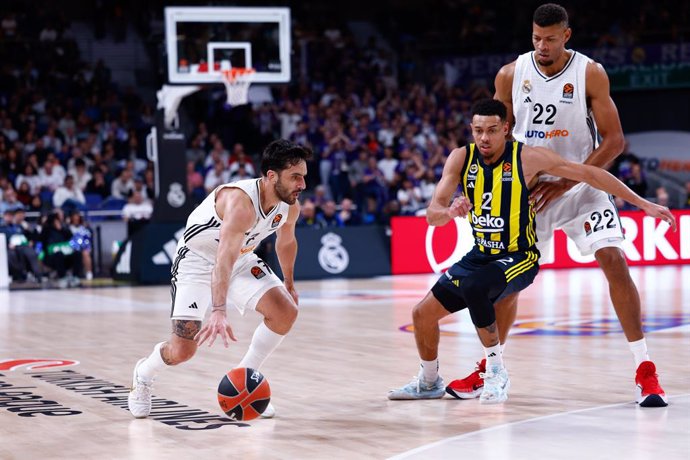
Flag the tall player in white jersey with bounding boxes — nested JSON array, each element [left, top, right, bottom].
[[128, 139, 311, 418], [446, 3, 668, 407]]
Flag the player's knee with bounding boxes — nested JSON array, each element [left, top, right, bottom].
[[167, 338, 197, 364], [283, 303, 298, 326], [459, 276, 487, 304], [459, 277, 496, 328], [267, 302, 298, 332], [595, 247, 630, 275], [412, 302, 425, 324]]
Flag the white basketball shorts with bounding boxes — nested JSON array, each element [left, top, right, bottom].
[[170, 246, 284, 321], [536, 182, 624, 264]]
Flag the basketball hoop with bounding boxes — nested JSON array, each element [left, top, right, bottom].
[[221, 68, 256, 106]]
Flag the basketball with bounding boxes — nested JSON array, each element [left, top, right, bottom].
[[217, 367, 271, 421]]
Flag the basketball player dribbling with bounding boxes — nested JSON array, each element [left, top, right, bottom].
[[128, 139, 311, 419], [447, 3, 669, 407], [388, 99, 675, 404]]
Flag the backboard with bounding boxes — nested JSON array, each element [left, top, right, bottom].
[[165, 7, 291, 84]]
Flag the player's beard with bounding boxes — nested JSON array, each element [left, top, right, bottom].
[[537, 57, 554, 67], [274, 179, 299, 205]]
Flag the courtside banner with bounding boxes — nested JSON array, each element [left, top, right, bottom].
[[391, 210, 690, 274]]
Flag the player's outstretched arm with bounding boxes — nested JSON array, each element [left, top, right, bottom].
[[528, 146, 677, 231], [426, 147, 472, 227], [275, 201, 300, 305], [195, 189, 255, 347]]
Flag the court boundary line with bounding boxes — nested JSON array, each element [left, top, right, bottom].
[[388, 393, 689, 459]]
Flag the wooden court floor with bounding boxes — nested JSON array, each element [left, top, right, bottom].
[[0, 265, 688, 459]]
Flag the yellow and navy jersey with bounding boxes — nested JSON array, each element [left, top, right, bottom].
[[460, 141, 537, 255]]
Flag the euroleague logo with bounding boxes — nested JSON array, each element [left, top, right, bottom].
[[271, 213, 283, 229], [424, 217, 474, 273]]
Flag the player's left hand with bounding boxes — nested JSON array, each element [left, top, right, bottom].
[[640, 202, 677, 232], [195, 310, 237, 347], [530, 178, 577, 213]]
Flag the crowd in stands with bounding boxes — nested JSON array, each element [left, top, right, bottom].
[[0, 2, 155, 284], [0, 1, 688, 284]]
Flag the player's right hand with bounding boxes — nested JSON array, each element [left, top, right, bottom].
[[640, 201, 677, 232], [448, 195, 471, 219], [194, 310, 237, 347]]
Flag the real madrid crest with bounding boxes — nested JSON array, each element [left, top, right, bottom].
[[522, 80, 532, 93]]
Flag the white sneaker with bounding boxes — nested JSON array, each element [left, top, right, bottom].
[[260, 402, 275, 418], [128, 358, 153, 418], [479, 365, 510, 404]]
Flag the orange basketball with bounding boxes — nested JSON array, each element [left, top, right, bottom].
[[217, 367, 271, 421]]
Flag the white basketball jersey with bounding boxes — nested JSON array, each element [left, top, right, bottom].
[[180, 178, 290, 263], [512, 50, 598, 169]]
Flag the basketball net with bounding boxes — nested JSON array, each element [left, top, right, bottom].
[[221, 68, 256, 106]]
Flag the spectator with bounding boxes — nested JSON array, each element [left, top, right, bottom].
[[319, 200, 343, 227], [71, 159, 93, 192], [1, 148, 21, 182], [0, 209, 42, 283], [397, 178, 424, 215], [685, 181, 690, 209], [111, 168, 135, 199], [230, 163, 253, 183], [68, 211, 94, 281], [86, 169, 110, 199], [15, 164, 41, 196], [38, 157, 65, 192], [53, 175, 86, 211], [378, 146, 399, 184], [0, 187, 23, 214], [296, 198, 326, 228], [16, 181, 32, 206], [40, 211, 81, 287], [623, 163, 647, 198], [419, 169, 437, 206], [122, 190, 153, 237], [338, 198, 361, 226], [204, 161, 230, 194], [186, 161, 205, 202]]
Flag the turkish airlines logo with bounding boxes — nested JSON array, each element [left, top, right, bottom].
[[0, 359, 79, 371]]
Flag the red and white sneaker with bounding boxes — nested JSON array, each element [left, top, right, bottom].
[[635, 361, 668, 407], [446, 359, 486, 399]]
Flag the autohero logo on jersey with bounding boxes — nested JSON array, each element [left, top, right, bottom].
[[525, 129, 570, 139]]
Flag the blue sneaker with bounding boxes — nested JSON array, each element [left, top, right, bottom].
[[479, 365, 510, 404], [388, 375, 445, 400]]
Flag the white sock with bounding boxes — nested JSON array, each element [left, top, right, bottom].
[[484, 344, 503, 369], [419, 358, 439, 383], [500, 343, 506, 355], [238, 322, 286, 370], [137, 342, 168, 382], [629, 338, 649, 367]]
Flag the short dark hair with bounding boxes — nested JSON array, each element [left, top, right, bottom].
[[471, 99, 508, 121], [534, 3, 569, 28], [260, 139, 312, 176]]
